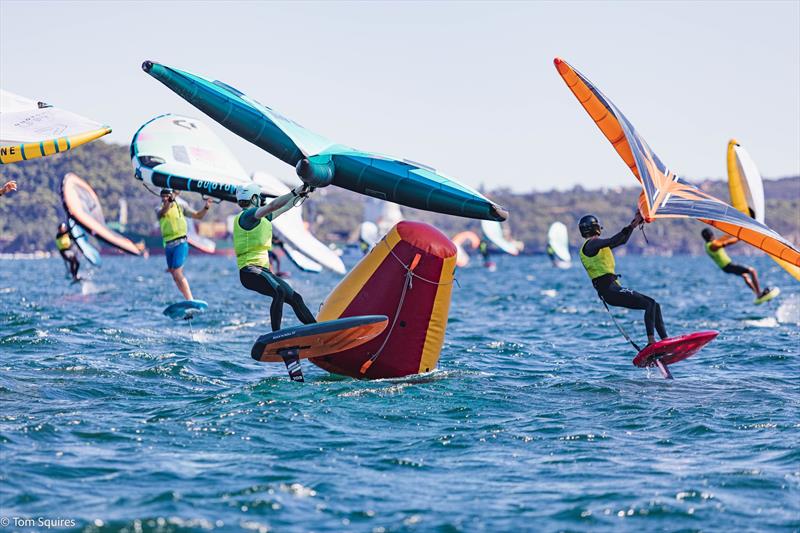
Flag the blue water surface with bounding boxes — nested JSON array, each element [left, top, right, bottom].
[[1, 253, 798, 532]]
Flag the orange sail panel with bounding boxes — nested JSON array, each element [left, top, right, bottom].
[[554, 57, 800, 267], [61, 173, 142, 256]]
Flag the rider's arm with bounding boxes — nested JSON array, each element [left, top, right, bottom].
[[253, 187, 305, 221], [188, 199, 212, 220], [583, 224, 635, 256], [157, 198, 172, 218], [709, 235, 739, 251]]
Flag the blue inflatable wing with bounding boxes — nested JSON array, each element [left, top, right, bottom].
[[142, 61, 507, 221]]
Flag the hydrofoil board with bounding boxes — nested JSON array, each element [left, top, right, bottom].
[[164, 300, 208, 320], [633, 330, 718, 379], [251, 315, 388, 381]]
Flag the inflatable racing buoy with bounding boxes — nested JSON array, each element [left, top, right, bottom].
[[312, 221, 457, 379]]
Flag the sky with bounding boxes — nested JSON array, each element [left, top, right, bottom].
[[1, 1, 798, 192]]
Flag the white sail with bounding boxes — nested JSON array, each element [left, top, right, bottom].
[[1, 89, 111, 164], [480, 220, 519, 256], [547, 222, 571, 267]]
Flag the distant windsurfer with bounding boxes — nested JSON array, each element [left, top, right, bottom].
[[579, 213, 667, 346], [0, 180, 16, 198], [55, 222, 80, 282], [157, 189, 211, 300], [234, 183, 316, 331], [701, 228, 770, 299]]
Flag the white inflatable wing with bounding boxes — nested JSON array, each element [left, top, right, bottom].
[[480, 220, 519, 256], [1, 89, 111, 164], [251, 171, 346, 274], [281, 242, 323, 273], [131, 114, 250, 202], [547, 222, 571, 264]]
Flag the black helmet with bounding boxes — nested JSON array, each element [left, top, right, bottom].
[[58, 222, 68, 233], [701, 228, 714, 241], [578, 215, 602, 237], [160, 188, 174, 197]]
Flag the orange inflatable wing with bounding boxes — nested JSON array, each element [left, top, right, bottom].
[[554, 57, 800, 267]]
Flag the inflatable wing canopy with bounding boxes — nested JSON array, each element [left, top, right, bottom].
[[727, 140, 799, 281], [67, 220, 101, 266], [61, 173, 141, 256], [281, 242, 323, 273], [0, 89, 111, 164], [251, 171, 346, 274], [313, 221, 456, 379], [554, 58, 800, 268], [131, 114, 250, 202], [547, 222, 571, 264], [142, 61, 507, 221], [481, 220, 519, 256]]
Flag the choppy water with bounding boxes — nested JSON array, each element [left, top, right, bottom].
[[1, 252, 798, 532]]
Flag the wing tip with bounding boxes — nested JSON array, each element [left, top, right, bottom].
[[491, 204, 509, 222]]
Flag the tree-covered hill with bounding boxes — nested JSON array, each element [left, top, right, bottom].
[[1, 140, 798, 255]]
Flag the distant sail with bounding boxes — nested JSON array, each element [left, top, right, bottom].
[[480, 220, 519, 256], [131, 114, 250, 202], [554, 57, 800, 268], [61, 173, 141, 256], [0, 89, 110, 164], [67, 220, 101, 266], [547, 222, 571, 267], [727, 140, 799, 281], [452, 231, 481, 268], [251, 171, 346, 274], [282, 242, 323, 273], [142, 61, 507, 221], [362, 196, 404, 247]]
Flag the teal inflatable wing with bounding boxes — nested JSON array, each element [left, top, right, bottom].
[[142, 61, 507, 221]]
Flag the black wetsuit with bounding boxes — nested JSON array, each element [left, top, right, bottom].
[[57, 231, 80, 280], [583, 224, 667, 340], [237, 210, 315, 331]]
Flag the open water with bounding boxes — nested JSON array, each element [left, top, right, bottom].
[[1, 253, 798, 532]]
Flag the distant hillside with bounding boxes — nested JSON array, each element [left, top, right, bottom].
[[0, 140, 798, 255]]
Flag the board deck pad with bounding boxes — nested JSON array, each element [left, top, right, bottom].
[[754, 287, 780, 305], [163, 300, 208, 320], [251, 315, 388, 363], [633, 330, 718, 370]]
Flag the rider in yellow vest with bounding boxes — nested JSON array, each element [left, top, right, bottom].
[[579, 213, 667, 346], [701, 228, 767, 298], [157, 189, 212, 301], [234, 183, 316, 332], [55, 222, 80, 282]]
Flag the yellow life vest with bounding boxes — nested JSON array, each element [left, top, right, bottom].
[[705, 241, 732, 269], [233, 210, 272, 269], [55, 232, 71, 251], [579, 240, 616, 280], [159, 202, 187, 244]]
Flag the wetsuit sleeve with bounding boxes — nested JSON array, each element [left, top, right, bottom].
[[583, 224, 635, 257], [238, 208, 260, 230]]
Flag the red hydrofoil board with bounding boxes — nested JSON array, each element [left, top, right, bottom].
[[633, 331, 718, 378]]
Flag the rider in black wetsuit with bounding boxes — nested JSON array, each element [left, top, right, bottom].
[[55, 222, 80, 282], [578, 213, 667, 346]]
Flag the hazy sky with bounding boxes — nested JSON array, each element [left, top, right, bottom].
[[2, 1, 798, 192]]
